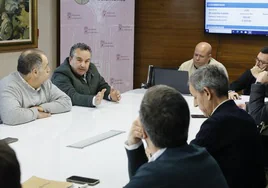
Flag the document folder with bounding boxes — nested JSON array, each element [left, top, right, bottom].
[[22, 176, 72, 188]]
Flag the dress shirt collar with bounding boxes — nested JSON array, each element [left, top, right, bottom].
[[148, 148, 167, 162], [17, 72, 41, 91], [210, 99, 230, 116], [83, 74, 87, 83]]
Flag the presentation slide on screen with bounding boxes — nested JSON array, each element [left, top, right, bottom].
[[205, 0, 268, 34]]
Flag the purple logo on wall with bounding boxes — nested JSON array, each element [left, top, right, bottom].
[[110, 77, 123, 86], [67, 12, 72, 19], [102, 10, 116, 17], [66, 12, 81, 20], [100, 40, 114, 47], [102, 10, 107, 17], [116, 54, 130, 61], [118, 24, 133, 31], [84, 26, 89, 34], [84, 27, 98, 34]]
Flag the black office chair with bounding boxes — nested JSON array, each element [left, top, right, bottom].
[[141, 65, 190, 94], [141, 65, 154, 89], [141, 65, 180, 88]]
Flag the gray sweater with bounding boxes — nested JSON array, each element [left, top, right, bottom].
[[0, 72, 72, 125]]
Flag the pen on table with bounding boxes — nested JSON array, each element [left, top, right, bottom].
[[79, 183, 89, 188]]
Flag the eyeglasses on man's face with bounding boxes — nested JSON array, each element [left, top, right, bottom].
[[255, 57, 268, 65]]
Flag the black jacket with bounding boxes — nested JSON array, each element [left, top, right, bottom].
[[249, 83, 268, 125], [51, 57, 110, 107], [191, 100, 266, 188], [124, 144, 228, 188], [229, 69, 255, 95]]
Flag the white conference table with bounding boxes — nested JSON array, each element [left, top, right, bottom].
[[0, 89, 205, 188]]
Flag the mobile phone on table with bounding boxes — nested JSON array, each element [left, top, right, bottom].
[[191, 114, 206, 118], [66, 175, 100, 186], [1, 137, 18, 144]]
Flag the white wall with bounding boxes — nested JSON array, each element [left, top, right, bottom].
[[0, 0, 57, 78]]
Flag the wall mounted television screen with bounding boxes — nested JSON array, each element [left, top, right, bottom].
[[205, 0, 268, 36]]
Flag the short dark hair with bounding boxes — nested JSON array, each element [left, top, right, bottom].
[[69, 43, 92, 57], [260, 46, 268, 54], [189, 65, 229, 98], [17, 49, 44, 75], [139, 85, 190, 148], [0, 141, 21, 188]]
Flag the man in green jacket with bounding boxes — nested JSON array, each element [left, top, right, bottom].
[[51, 43, 121, 107]]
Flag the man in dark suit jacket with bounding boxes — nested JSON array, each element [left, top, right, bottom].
[[124, 85, 228, 188], [189, 65, 266, 188], [248, 71, 268, 175], [248, 70, 268, 125], [228, 46, 268, 100], [51, 43, 121, 107]]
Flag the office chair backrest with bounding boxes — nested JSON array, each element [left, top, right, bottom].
[[143, 66, 190, 94]]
